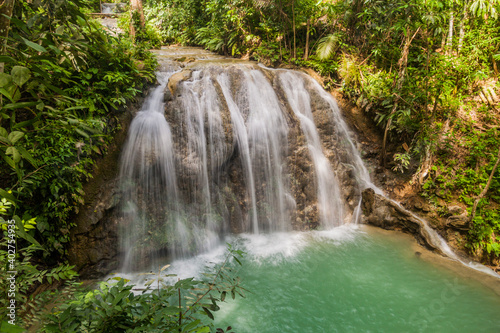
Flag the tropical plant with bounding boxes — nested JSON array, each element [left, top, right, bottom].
[[0, 0, 156, 258], [43, 245, 245, 332]]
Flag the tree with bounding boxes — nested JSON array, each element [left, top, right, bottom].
[[0, 0, 15, 74], [130, 0, 145, 39], [469, 146, 500, 224]]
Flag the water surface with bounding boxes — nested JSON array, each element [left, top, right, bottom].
[[213, 226, 500, 332]]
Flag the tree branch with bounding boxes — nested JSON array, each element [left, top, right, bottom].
[[469, 146, 500, 224]]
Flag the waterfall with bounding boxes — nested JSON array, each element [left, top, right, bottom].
[[278, 71, 343, 228], [119, 54, 488, 275], [118, 61, 375, 269]]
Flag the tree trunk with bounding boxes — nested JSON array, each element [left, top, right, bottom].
[[130, 0, 145, 39], [380, 27, 420, 166], [304, 18, 310, 60], [493, 55, 499, 77], [446, 10, 454, 52], [457, 22, 464, 53], [130, 0, 145, 26], [458, 2, 468, 53], [0, 0, 15, 105], [469, 146, 500, 224], [292, 0, 296, 58], [0, 0, 15, 55]]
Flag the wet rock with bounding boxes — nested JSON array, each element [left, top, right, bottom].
[[414, 201, 423, 210], [361, 188, 444, 254], [168, 70, 192, 96], [447, 210, 469, 230], [68, 179, 121, 278], [164, 86, 173, 102]]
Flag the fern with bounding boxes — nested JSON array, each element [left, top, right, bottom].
[[316, 33, 342, 60], [195, 27, 224, 52]]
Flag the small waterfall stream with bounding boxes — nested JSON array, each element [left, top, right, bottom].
[[279, 71, 343, 227], [117, 48, 497, 279]]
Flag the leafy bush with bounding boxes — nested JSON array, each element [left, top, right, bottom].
[[0, 200, 78, 328], [43, 246, 245, 332]]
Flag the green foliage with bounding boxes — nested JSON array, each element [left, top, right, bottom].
[[0, 0, 157, 257], [470, 0, 500, 19], [142, 0, 204, 45], [393, 152, 411, 173], [419, 125, 500, 258], [0, 200, 78, 328], [43, 246, 245, 332], [316, 33, 343, 60]]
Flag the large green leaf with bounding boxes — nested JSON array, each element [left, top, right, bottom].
[[11, 66, 31, 87], [0, 321, 25, 333], [0, 188, 17, 205], [2, 101, 38, 109], [12, 116, 40, 130], [55, 25, 65, 35], [0, 56, 15, 64], [0, 73, 12, 88], [75, 128, 90, 138], [0, 84, 21, 102], [16, 146, 37, 167], [0, 127, 8, 138], [8, 131, 24, 144], [0, 150, 16, 169], [21, 37, 48, 53], [6, 146, 21, 163]]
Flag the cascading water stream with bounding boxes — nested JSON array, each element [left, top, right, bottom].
[[279, 71, 343, 227], [242, 69, 291, 232], [216, 73, 259, 233], [119, 71, 181, 270], [117, 52, 497, 278], [276, 70, 498, 276]]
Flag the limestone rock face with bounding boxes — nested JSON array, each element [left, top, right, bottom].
[[163, 63, 355, 232], [68, 94, 145, 278], [167, 70, 192, 96], [361, 188, 444, 254], [68, 180, 120, 278], [448, 205, 464, 215]]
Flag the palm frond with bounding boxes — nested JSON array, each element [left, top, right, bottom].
[[316, 33, 342, 60]]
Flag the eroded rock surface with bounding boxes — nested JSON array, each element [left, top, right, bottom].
[[361, 188, 444, 254]]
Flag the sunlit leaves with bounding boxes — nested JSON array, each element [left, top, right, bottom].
[[7, 131, 24, 144], [470, 0, 499, 20], [316, 33, 342, 60]]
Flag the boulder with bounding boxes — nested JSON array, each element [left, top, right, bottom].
[[447, 211, 469, 230], [167, 70, 192, 96]]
